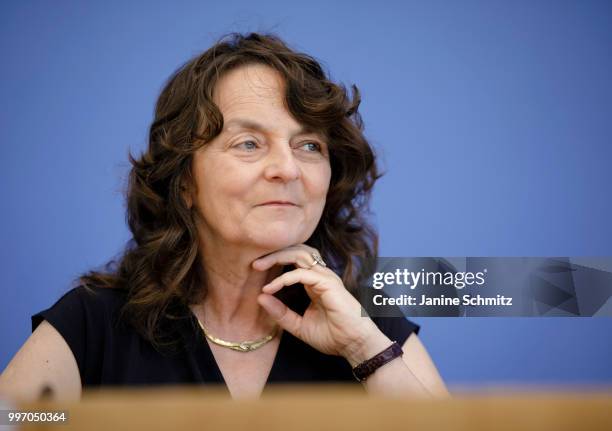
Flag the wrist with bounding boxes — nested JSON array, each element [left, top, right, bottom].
[[341, 322, 394, 368]]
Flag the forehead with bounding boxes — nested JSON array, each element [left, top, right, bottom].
[[212, 64, 324, 138], [213, 63, 326, 139], [213, 64, 285, 114]]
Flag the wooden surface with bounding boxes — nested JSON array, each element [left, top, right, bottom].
[[8, 384, 612, 431]]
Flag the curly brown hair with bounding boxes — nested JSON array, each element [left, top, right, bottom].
[[77, 32, 382, 352]]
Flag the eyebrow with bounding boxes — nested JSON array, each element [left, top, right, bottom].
[[224, 118, 325, 139]]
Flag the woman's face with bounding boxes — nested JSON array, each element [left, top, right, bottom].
[[188, 64, 331, 254]]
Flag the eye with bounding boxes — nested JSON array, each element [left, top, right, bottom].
[[234, 140, 259, 151], [299, 142, 322, 152]]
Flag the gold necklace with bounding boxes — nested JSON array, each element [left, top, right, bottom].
[[195, 317, 278, 352]]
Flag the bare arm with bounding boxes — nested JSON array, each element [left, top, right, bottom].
[[0, 320, 82, 403], [398, 332, 450, 397], [347, 331, 450, 398]]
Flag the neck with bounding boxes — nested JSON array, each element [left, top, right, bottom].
[[191, 238, 284, 340]]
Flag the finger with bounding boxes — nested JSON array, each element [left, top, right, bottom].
[[252, 245, 319, 271], [257, 293, 303, 339], [262, 268, 328, 295]]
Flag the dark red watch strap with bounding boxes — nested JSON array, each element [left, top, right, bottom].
[[352, 341, 404, 382]]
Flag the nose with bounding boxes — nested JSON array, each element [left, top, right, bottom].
[[262, 144, 301, 182]]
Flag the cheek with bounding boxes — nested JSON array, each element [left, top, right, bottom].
[[317, 163, 332, 196], [305, 164, 332, 207], [194, 160, 252, 217]]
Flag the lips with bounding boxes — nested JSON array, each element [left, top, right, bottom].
[[258, 201, 298, 206]]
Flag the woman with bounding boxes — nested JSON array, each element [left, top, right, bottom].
[[0, 33, 448, 400]]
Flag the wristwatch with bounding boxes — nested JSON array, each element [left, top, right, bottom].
[[351, 341, 404, 382]]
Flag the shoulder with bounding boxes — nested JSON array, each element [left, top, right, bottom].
[[31, 285, 128, 334], [71, 285, 128, 312], [66, 284, 128, 304], [30, 285, 130, 342], [30, 285, 130, 385]]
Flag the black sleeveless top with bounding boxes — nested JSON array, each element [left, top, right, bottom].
[[31, 285, 420, 395]]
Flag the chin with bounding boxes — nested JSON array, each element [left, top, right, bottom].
[[252, 235, 302, 251], [248, 225, 310, 251]]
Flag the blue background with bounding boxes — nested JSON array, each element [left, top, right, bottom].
[[1, 0, 611, 388]]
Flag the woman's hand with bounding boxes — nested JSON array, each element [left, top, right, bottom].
[[253, 244, 392, 366]]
